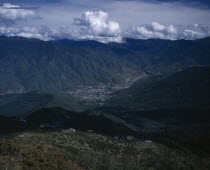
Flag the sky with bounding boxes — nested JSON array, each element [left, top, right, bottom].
[[0, 0, 210, 42]]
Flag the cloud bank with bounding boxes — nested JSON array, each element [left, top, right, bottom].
[[0, 3, 38, 26], [0, 3, 210, 43], [126, 22, 210, 40], [0, 6, 123, 43]]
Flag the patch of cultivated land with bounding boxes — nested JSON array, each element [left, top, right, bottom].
[[0, 130, 209, 170]]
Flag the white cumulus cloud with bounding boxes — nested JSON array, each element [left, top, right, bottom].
[[125, 22, 177, 40], [181, 24, 210, 39], [73, 11, 122, 42]]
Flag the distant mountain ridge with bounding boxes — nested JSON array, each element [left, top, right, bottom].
[[0, 36, 210, 93]]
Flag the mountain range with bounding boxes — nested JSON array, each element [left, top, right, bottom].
[[0, 36, 210, 166], [0, 36, 210, 93]]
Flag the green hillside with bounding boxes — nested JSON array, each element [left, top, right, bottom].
[[106, 66, 210, 110], [0, 91, 83, 116], [1, 130, 208, 170], [100, 66, 210, 155], [0, 36, 138, 93]]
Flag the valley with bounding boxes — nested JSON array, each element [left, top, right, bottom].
[[66, 73, 146, 106], [0, 36, 210, 94], [0, 36, 210, 169], [0, 0, 210, 167]]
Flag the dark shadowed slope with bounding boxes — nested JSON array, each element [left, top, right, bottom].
[[105, 66, 210, 110], [0, 107, 136, 135], [0, 91, 83, 117], [25, 107, 135, 135]]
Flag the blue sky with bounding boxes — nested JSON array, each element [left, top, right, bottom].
[[0, 0, 210, 42]]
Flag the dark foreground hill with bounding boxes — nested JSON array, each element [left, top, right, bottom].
[[24, 107, 135, 135], [0, 107, 136, 135], [0, 36, 210, 93], [1, 131, 209, 170]]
